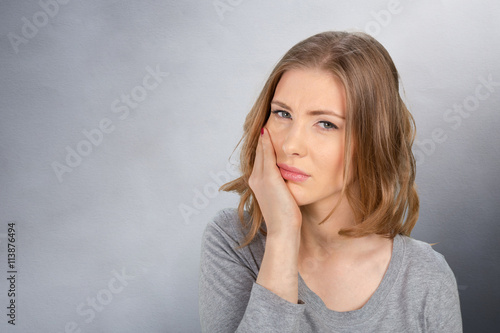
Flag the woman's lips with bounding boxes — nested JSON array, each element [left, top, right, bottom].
[[277, 163, 310, 182]]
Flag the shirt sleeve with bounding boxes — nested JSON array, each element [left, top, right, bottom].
[[198, 210, 305, 333], [423, 254, 463, 333]]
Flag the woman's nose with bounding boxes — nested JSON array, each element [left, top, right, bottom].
[[282, 123, 307, 157]]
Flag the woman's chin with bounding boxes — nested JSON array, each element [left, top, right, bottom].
[[285, 185, 310, 207]]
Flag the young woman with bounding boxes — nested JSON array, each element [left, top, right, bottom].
[[199, 31, 462, 332]]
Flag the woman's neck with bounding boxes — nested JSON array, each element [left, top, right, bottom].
[[298, 195, 379, 260]]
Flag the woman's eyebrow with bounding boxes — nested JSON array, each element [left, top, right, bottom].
[[271, 100, 345, 119]]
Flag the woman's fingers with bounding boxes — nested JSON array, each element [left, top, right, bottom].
[[252, 129, 264, 175], [249, 127, 303, 235], [260, 127, 279, 178], [251, 127, 278, 182]]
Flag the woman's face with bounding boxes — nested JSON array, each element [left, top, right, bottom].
[[266, 68, 347, 210]]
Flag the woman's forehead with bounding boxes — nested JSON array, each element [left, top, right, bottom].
[[273, 68, 346, 117]]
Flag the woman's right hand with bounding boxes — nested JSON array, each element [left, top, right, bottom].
[[248, 127, 302, 237], [250, 127, 302, 304]]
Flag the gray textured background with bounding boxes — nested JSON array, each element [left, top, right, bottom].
[[1, 0, 499, 332]]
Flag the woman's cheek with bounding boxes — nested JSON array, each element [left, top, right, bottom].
[[265, 125, 283, 155], [265, 121, 277, 139], [267, 119, 286, 135]]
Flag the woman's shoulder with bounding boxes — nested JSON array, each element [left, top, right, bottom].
[[201, 208, 265, 273], [202, 208, 262, 250], [398, 235, 458, 285]]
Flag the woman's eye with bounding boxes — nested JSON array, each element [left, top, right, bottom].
[[319, 121, 338, 130], [271, 110, 291, 119]]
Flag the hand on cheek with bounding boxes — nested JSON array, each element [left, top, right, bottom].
[[248, 128, 302, 235]]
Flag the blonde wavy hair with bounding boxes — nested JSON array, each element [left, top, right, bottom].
[[221, 31, 419, 248]]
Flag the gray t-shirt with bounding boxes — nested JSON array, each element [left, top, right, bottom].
[[199, 208, 462, 332]]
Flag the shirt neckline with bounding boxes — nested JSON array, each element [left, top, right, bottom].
[[297, 234, 406, 326]]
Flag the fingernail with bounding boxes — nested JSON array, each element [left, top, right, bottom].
[[261, 128, 264, 136]]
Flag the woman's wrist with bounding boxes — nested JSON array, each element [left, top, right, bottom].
[[257, 228, 301, 303], [265, 228, 301, 244]]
